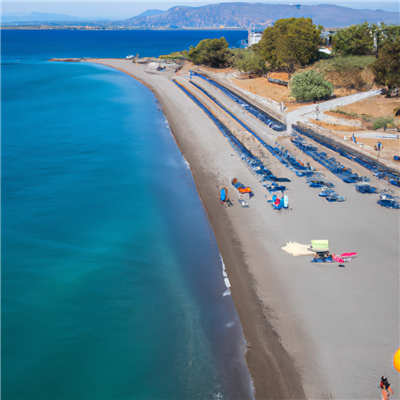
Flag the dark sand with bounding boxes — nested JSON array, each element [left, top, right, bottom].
[[85, 59, 400, 400]]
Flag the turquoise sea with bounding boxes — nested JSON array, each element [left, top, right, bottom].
[[1, 30, 253, 399]]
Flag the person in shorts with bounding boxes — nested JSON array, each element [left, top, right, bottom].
[[380, 376, 394, 399]]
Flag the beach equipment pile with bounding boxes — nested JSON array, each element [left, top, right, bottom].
[[293, 124, 400, 188], [310, 240, 356, 263], [267, 194, 289, 210], [264, 182, 286, 192], [282, 240, 357, 263], [291, 133, 367, 184], [377, 194, 400, 209], [292, 128, 400, 208], [306, 174, 345, 202], [355, 184, 377, 194], [318, 187, 346, 202]]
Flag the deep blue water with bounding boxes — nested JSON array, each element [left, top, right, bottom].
[[1, 30, 252, 399], [1, 29, 246, 59]]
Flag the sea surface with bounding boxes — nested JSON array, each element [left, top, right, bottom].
[[1, 30, 253, 399]]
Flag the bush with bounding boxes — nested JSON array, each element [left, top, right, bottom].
[[188, 37, 232, 68], [291, 70, 334, 101], [373, 117, 394, 131], [316, 56, 375, 73], [331, 108, 358, 117], [159, 50, 189, 60], [231, 48, 267, 75], [312, 55, 375, 89]]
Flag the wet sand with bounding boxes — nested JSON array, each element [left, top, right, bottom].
[[85, 59, 399, 399]]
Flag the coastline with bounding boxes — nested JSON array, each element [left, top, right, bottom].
[[83, 59, 399, 399], [85, 59, 305, 398]]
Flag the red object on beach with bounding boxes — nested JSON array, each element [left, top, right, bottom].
[[332, 252, 357, 263], [340, 252, 357, 257]]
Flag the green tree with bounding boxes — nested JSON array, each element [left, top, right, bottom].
[[370, 38, 400, 93], [332, 22, 375, 56], [254, 17, 322, 76], [376, 23, 400, 51], [290, 70, 334, 101], [231, 48, 267, 75], [188, 37, 232, 68]]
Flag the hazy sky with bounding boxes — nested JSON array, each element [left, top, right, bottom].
[[2, 1, 399, 20]]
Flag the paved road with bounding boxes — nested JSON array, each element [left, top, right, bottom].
[[286, 89, 382, 131]]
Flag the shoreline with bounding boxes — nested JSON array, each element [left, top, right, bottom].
[[82, 59, 399, 399], [85, 59, 305, 398]]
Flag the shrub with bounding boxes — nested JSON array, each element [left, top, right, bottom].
[[331, 108, 358, 117], [231, 48, 267, 75], [317, 56, 376, 73], [291, 70, 334, 101], [373, 117, 394, 131], [159, 50, 189, 60], [188, 37, 232, 68], [314, 56, 375, 89]]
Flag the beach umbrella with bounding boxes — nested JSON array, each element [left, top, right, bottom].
[[394, 348, 400, 373]]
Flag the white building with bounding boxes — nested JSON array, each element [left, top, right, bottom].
[[248, 31, 262, 46]]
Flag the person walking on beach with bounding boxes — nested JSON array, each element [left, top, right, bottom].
[[380, 376, 394, 399]]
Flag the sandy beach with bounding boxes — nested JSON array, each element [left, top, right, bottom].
[[86, 59, 399, 399]]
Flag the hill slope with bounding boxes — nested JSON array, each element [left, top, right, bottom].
[[118, 3, 399, 28], [137, 9, 165, 18]]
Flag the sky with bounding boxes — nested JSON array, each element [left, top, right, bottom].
[[2, 1, 399, 20]]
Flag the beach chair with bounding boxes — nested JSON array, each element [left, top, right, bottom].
[[283, 195, 289, 209]]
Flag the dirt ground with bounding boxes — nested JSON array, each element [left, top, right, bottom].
[[309, 118, 360, 132], [227, 75, 364, 110], [191, 65, 379, 111], [268, 72, 290, 81], [230, 76, 290, 101], [338, 94, 400, 118], [326, 95, 400, 130]]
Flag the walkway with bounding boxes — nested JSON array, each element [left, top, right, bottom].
[[286, 89, 382, 132]]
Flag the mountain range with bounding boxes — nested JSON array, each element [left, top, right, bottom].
[[2, 3, 399, 28], [118, 3, 400, 28]]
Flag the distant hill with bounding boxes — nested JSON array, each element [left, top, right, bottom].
[[118, 3, 400, 28], [137, 9, 165, 18], [1, 11, 85, 23]]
